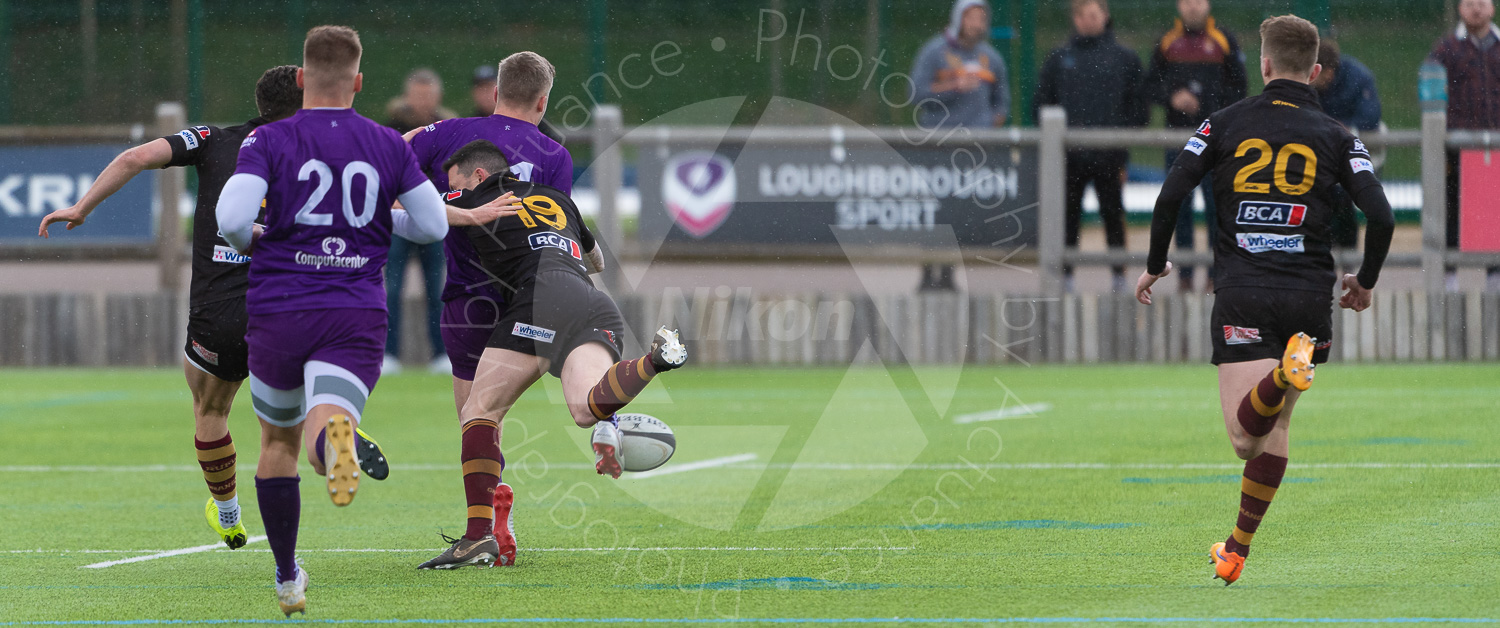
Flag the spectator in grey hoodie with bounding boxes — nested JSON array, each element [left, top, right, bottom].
[[911, 0, 1010, 129]]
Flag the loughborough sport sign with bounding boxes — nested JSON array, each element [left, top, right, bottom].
[[639, 141, 1037, 248], [0, 145, 156, 246]]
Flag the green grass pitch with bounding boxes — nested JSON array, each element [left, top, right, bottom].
[[1, 363, 1498, 626]]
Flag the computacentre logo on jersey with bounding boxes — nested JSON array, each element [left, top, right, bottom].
[[294, 236, 371, 270], [1236, 232, 1305, 254]]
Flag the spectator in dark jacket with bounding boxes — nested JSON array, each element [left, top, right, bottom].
[[1144, 0, 1247, 291], [1428, 0, 1500, 290], [1034, 0, 1145, 291], [1313, 39, 1384, 250], [1312, 40, 1382, 132]]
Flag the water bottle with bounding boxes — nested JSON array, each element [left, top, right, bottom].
[[1419, 60, 1448, 113]]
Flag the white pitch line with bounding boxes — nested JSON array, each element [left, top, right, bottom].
[[28, 545, 910, 557], [626, 453, 758, 479], [953, 402, 1053, 424], [7, 461, 1500, 475], [79, 535, 266, 569]]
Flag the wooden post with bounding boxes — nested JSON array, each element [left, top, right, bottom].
[[156, 103, 187, 294], [591, 105, 624, 295]]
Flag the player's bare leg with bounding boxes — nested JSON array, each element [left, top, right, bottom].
[[183, 359, 249, 548], [1209, 333, 1314, 584], [256, 419, 307, 615], [420, 348, 541, 570], [563, 327, 688, 479]]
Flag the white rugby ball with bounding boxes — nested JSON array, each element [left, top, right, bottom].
[[617, 413, 676, 472]]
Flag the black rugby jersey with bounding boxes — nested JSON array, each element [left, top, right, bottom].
[[1147, 80, 1393, 292], [453, 174, 596, 300], [161, 118, 268, 306]]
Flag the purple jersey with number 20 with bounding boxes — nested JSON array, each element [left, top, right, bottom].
[[233, 108, 429, 316], [409, 114, 573, 303]]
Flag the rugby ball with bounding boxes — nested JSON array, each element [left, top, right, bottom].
[[617, 413, 676, 472]]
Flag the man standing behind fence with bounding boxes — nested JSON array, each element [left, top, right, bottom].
[[1034, 0, 1145, 293], [911, 0, 1009, 129], [1427, 0, 1500, 291], [1145, 0, 1247, 292], [1311, 38, 1382, 254]]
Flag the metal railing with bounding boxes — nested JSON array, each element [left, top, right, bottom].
[[586, 105, 1500, 294]]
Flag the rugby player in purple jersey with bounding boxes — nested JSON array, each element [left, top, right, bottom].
[[214, 25, 514, 616], [402, 51, 573, 567]]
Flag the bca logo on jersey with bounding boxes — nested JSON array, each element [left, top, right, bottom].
[[1236, 201, 1306, 227], [528, 232, 582, 260], [445, 190, 463, 201]]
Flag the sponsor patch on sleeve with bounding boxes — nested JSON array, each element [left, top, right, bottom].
[[1196, 120, 1212, 136], [1350, 157, 1374, 174], [192, 125, 211, 140], [445, 189, 464, 201], [1223, 325, 1262, 345], [512, 322, 556, 343], [1184, 137, 1208, 155], [177, 129, 199, 151], [1351, 138, 1369, 155], [211, 245, 250, 264]]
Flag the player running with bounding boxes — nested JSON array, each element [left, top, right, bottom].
[[214, 25, 498, 616], [415, 140, 686, 570], [1135, 15, 1394, 586], [35, 66, 392, 551], [402, 51, 573, 567]]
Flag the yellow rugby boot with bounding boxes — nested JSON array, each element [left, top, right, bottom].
[[1279, 332, 1316, 392], [204, 498, 247, 549]]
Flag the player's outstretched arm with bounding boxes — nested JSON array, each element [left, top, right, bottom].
[[1340, 184, 1396, 312], [38, 138, 172, 238], [216, 173, 268, 254], [584, 245, 606, 274], [392, 181, 450, 244], [444, 192, 522, 227]]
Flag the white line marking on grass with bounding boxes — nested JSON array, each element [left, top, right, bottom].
[[626, 453, 758, 480], [0, 616, 1495, 625], [79, 535, 266, 569], [25, 545, 911, 557], [953, 402, 1053, 424], [8, 461, 1500, 475]]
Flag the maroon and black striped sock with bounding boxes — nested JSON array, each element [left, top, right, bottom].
[[1236, 368, 1290, 438], [586, 356, 657, 421], [461, 419, 502, 540], [195, 434, 237, 502], [1224, 452, 1288, 558]]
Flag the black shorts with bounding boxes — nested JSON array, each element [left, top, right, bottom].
[[184, 296, 250, 382], [1211, 287, 1333, 366], [487, 271, 625, 378]]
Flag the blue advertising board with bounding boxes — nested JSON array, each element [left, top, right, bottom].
[[0, 145, 156, 245]]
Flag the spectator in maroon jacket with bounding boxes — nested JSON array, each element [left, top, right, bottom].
[[1428, 0, 1500, 290]]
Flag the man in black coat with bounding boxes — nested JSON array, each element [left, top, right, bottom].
[[1034, 0, 1146, 291]]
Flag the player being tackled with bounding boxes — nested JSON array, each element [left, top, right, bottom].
[[1136, 15, 1393, 586], [417, 140, 686, 571]]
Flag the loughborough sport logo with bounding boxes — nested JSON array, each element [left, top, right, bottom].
[[662, 151, 736, 238]]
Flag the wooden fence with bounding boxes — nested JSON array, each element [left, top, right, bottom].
[[1, 290, 1496, 368]]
